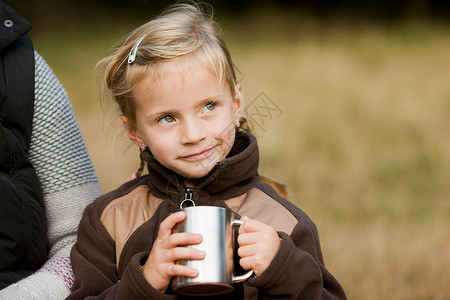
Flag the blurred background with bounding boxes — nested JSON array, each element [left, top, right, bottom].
[[8, 0, 450, 298]]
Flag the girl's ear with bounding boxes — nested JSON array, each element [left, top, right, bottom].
[[120, 116, 144, 147], [234, 83, 243, 119]]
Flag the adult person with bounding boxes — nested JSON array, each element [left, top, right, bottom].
[[0, 1, 101, 298]]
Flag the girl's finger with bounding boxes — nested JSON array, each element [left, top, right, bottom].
[[239, 216, 265, 233], [237, 244, 255, 258], [169, 247, 206, 262], [158, 211, 186, 238], [238, 256, 253, 272], [169, 264, 200, 279], [241, 216, 250, 222], [166, 232, 203, 248], [237, 231, 260, 246]]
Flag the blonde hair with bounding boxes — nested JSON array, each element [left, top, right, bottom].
[[97, 2, 239, 128], [97, 1, 289, 198]]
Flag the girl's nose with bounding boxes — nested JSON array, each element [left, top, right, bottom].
[[180, 117, 206, 144]]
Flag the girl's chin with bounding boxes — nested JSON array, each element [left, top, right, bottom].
[[179, 163, 216, 179], [182, 170, 211, 180]]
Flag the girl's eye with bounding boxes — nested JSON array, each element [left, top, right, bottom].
[[158, 115, 175, 124], [202, 102, 216, 112]]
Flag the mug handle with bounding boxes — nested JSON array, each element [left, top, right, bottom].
[[231, 219, 254, 283]]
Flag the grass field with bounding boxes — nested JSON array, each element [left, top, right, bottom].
[[31, 8, 450, 299]]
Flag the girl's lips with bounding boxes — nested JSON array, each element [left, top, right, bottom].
[[180, 145, 216, 161]]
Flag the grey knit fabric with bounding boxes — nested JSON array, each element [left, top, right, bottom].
[[0, 52, 101, 299], [29, 53, 98, 194]]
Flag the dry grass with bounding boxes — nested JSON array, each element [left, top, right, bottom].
[[32, 9, 450, 299]]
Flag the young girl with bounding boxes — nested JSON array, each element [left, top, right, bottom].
[[68, 2, 346, 299]]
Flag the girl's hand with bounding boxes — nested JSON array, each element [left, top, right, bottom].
[[237, 216, 281, 277], [142, 211, 205, 293]]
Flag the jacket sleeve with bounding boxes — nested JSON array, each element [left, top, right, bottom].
[[247, 217, 347, 299], [68, 201, 176, 300], [0, 51, 101, 299]]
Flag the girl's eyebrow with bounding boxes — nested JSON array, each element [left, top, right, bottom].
[[198, 95, 223, 104]]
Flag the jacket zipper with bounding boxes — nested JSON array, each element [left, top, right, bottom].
[[179, 187, 195, 209]]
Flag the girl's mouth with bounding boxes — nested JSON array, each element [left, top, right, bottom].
[[180, 145, 217, 161]]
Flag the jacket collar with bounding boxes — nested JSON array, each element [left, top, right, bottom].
[[141, 131, 260, 205], [0, 1, 32, 51]]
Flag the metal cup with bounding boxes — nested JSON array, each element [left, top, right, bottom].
[[171, 206, 253, 296]]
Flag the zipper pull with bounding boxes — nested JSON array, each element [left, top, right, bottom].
[[179, 188, 195, 209]]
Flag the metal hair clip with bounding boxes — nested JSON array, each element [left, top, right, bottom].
[[128, 34, 147, 64]]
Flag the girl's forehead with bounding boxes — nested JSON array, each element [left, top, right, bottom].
[[134, 62, 224, 100], [157, 57, 212, 76], [138, 59, 221, 89]]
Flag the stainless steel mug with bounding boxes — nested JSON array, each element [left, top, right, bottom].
[[171, 206, 253, 296]]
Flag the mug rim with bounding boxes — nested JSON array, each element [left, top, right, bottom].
[[182, 205, 228, 211]]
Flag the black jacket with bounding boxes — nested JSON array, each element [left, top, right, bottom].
[[0, 1, 47, 289]]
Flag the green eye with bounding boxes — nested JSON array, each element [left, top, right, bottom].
[[203, 102, 216, 112], [158, 115, 175, 124]]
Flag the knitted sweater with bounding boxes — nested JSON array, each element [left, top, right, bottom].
[[0, 51, 101, 299]]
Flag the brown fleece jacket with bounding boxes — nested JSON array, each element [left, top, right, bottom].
[[68, 132, 346, 299]]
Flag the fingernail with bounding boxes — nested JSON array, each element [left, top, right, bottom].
[[175, 211, 185, 217]]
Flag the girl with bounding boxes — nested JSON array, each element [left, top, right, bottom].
[[68, 2, 346, 299]]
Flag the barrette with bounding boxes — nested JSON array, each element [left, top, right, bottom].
[[128, 34, 147, 64]]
